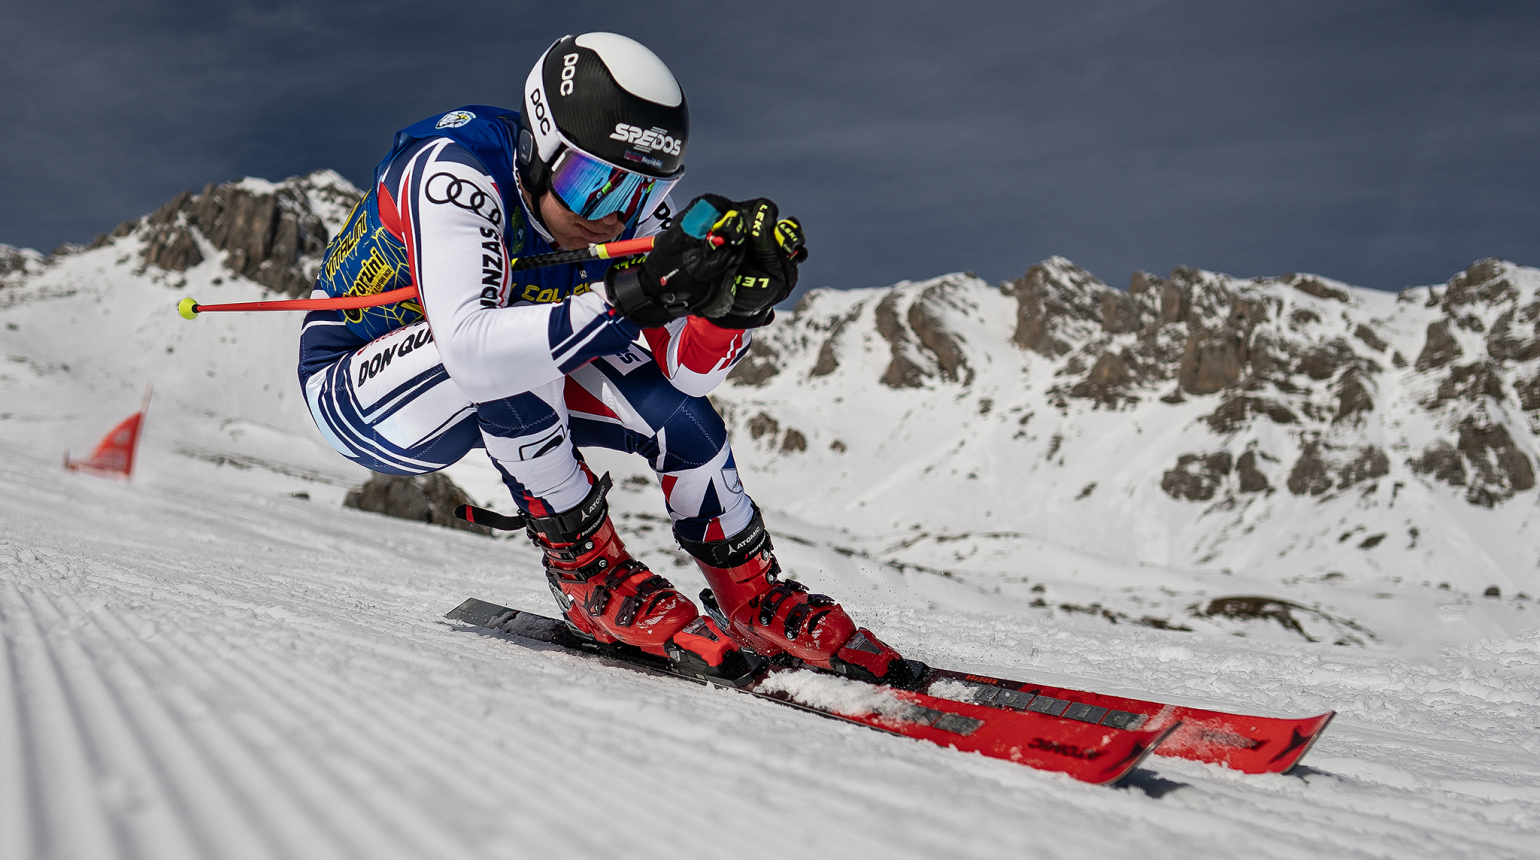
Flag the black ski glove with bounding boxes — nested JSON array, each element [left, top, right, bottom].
[[708, 199, 807, 330], [605, 195, 746, 328]]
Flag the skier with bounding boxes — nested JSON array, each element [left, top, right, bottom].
[[298, 32, 919, 687]]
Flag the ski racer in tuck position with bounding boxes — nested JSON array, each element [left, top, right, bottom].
[[299, 33, 920, 687]]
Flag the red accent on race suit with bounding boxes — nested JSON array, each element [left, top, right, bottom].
[[644, 318, 747, 377], [659, 473, 679, 501], [377, 182, 402, 237], [522, 493, 552, 517], [563, 376, 620, 420], [397, 166, 420, 295]]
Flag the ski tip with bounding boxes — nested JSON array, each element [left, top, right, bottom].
[[177, 297, 201, 320], [1278, 711, 1337, 774], [1103, 720, 1184, 787]]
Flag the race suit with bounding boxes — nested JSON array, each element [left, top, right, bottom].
[[298, 107, 755, 542]]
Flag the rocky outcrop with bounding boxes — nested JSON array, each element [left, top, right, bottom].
[[136, 173, 358, 297], [1291, 276, 1350, 303], [1162, 452, 1232, 501], [0, 245, 45, 289], [729, 255, 1540, 513], [1288, 442, 1388, 496], [870, 280, 977, 389], [1486, 303, 1540, 361], [1001, 258, 1108, 356], [1069, 350, 1134, 404], [344, 473, 490, 535], [1415, 320, 1463, 371], [1334, 370, 1375, 423], [1178, 327, 1246, 394], [907, 285, 972, 384], [1409, 442, 1466, 487], [1235, 450, 1272, 493], [806, 302, 863, 379], [1206, 395, 1297, 433], [875, 292, 926, 388], [1429, 362, 1504, 408], [1456, 419, 1535, 507], [726, 338, 781, 386]]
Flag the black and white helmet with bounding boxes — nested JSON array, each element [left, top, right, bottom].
[[516, 33, 688, 230]]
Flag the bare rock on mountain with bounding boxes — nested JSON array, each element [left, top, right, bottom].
[[1353, 324, 1388, 352], [1161, 451, 1233, 501], [1296, 339, 1355, 381], [1291, 276, 1350, 303], [141, 226, 202, 272], [1287, 443, 1387, 495], [1516, 371, 1540, 412], [344, 473, 490, 535], [747, 412, 779, 440], [1206, 395, 1298, 433], [1069, 350, 1135, 405], [1178, 327, 1246, 394], [1444, 258, 1516, 308], [780, 428, 807, 453], [1287, 443, 1334, 496], [1100, 290, 1148, 334], [727, 337, 781, 386], [1002, 258, 1108, 356], [1429, 362, 1505, 408], [1457, 419, 1535, 507], [1338, 446, 1390, 488], [140, 175, 356, 297], [1410, 441, 1467, 487], [871, 282, 975, 388], [807, 303, 863, 379], [1486, 304, 1540, 362], [1236, 450, 1272, 493], [1415, 321, 1463, 372], [907, 284, 973, 384], [875, 292, 926, 388], [1334, 370, 1375, 423]]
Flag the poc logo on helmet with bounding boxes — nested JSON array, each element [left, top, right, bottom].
[[559, 52, 579, 96], [529, 87, 551, 134], [609, 124, 682, 156]]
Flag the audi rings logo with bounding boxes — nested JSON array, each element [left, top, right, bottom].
[[424, 173, 501, 226]]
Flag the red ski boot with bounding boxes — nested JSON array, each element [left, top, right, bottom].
[[525, 476, 762, 686], [677, 508, 926, 688]]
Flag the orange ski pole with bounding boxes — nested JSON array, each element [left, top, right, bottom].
[[175, 235, 685, 319]]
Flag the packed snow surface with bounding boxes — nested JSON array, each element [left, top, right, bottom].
[[2, 213, 1538, 857]]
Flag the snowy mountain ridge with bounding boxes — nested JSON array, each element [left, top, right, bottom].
[[709, 256, 1540, 643], [3, 172, 1537, 652]]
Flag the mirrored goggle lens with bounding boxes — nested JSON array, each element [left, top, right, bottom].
[[549, 148, 678, 223]]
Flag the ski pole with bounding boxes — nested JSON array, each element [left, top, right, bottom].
[[175, 234, 711, 319]]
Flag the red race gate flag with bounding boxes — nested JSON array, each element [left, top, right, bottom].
[[65, 384, 153, 480]]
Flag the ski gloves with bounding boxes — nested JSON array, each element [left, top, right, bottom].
[[605, 195, 807, 330]]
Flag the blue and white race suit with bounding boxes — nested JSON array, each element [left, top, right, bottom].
[[298, 107, 755, 542]]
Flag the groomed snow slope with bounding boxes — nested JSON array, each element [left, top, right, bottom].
[[5, 441, 1540, 859]]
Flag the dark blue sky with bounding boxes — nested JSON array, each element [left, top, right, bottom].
[[3, 1, 1537, 292]]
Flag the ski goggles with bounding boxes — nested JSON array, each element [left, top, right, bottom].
[[549, 146, 682, 223]]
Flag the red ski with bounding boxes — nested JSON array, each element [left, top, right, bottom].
[[919, 668, 1334, 774], [445, 598, 1177, 785]]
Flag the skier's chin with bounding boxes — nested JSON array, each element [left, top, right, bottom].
[[540, 193, 624, 248]]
